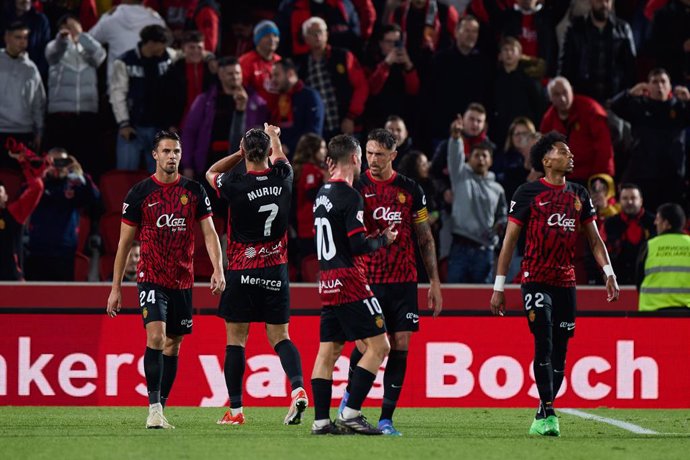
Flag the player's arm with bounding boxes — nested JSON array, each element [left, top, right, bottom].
[[106, 222, 138, 318], [199, 216, 226, 296], [414, 219, 442, 317], [490, 220, 522, 316], [583, 220, 620, 302], [349, 225, 397, 255], [205, 149, 245, 191], [264, 123, 288, 164]]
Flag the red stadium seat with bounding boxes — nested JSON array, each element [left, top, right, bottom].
[[0, 168, 23, 200], [99, 170, 149, 213], [300, 254, 320, 282], [438, 257, 448, 283], [101, 211, 123, 255], [77, 213, 90, 253], [99, 254, 115, 281], [74, 252, 90, 281]]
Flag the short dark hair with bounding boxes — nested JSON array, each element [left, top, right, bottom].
[[367, 128, 397, 151], [647, 67, 669, 81], [0, 180, 5, 189], [530, 131, 567, 173], [180, 30, 204, 45], [386, 115, 405, 124], [499, 36, 522, 53], [153, 130, 180, 150], [457, 15, 479, 29], [470, 140, 495, 157], [5, 21, 30, 33], [619, 183, 642, 195], [379, 23, 402, 38], [328, 135, 360, 165], [275, 58, 297, 74], [140, 24, 170, 45], [657, 203, 686, 232], [243, 129, 270, 162], [217, 56, 240, 68]]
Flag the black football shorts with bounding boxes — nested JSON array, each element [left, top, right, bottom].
[[218, 264, 290, 324], [137, 282, 193, 335], [320, 296, 387, 342], [371, 282, 419, 333], [521, 282, 577, 339]]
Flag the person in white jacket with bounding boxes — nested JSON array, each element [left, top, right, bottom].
[[44, 15, 106, 177], [0, 21, 45, 169], [89, 0, 165, 84]]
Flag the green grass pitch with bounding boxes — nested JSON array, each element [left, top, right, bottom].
[[1, 407, 689, 460]]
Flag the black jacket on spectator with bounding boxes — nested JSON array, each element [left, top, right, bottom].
[[491, 64, 545, 151], [648, 0, 690, 86], [609, 90, 690, 211], [560, 14, 636, 103], [161, 58, 215, 128], [427, 46, 493, 140]]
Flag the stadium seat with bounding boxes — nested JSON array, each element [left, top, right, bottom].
[[300, 254, 320, 282], [100, 211, 123, 255], [0, 168, 23, 200], [99, 170, 149, 213], [438, 257, 448, 283], [74, 252, 90, 281], [77, 213, 90, 253]]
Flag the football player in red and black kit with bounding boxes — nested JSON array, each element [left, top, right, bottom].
[[490, 132, 620, 437], [310, 134, 398, 435], [206, 124, 308, 426], [107, 130, 226, 429], [339, 128, 442, 436]]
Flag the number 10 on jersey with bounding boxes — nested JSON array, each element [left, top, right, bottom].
[[315, 217, 335, 261]]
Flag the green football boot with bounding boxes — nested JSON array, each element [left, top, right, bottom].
[[543, 415, 561, 437], [529, 417, 547, 435]]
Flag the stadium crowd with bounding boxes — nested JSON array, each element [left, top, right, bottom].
[[0, 0, 689, 286]]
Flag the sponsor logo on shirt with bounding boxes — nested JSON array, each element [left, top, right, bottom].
[[240, 275, 283, 291], [547, 213, 575, 232], [319, 278, 343, 294], [372, 206, 402, 223], [156, 213, 187, 231]]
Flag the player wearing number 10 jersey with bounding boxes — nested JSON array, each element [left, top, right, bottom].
[[206, 125, 307, 427], [310, 134, 398, 435], [490, 132, 620, 437]]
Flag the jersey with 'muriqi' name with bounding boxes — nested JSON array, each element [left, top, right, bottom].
[[214, 160, 292, 270], [122, 175, 212, 289], [356, 170, 428, 284], [313, 180, 372, 306], [509, 178, 595, 287]]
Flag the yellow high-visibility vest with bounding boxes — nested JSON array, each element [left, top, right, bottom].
[[639, 233, 690, 311]]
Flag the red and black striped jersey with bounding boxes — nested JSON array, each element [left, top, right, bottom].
[[122, 175, 212, 289], [313, 180, 373, 305], [214, 160, 292, 270], [509, 178, 596, 287], [355, 170, 428, 284]]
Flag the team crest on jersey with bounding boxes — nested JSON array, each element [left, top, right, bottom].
[[397, 192, 406, 204], [528, 310, 535, 323], [574, 197, 582, 211], [180, 194, 189, 205], [375, 315, 384, 328], [142, 307, 148, 319]]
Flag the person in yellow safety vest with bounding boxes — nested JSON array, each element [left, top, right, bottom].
[[637, 203, 690, 311]]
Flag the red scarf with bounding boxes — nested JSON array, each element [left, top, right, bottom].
[[620, 209, 647, 246]]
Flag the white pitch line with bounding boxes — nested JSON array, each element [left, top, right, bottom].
[[561, 408, 659, 435]]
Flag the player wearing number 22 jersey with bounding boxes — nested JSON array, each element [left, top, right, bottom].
[[490, 132, 619, 437], [208, 126, 307, 427]]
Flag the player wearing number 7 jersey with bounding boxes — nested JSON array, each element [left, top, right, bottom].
[[310, 135, 398, 435], [206, 125, 307, 427], [490, 132, 620, 437]]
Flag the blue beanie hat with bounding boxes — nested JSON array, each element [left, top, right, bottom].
[[253, 20, 280, 46]]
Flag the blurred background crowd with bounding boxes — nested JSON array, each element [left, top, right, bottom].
[[0, 0, 688, 286]]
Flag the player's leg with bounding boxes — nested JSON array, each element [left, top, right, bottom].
[[160, 287, 193, 409], [218, 321, 249, 425], [311, 340, 346, 433], [139, 283, 174, 429], [161, 334, 182, 409], [339, 341, 365, 415], [266, 323, 308, 425]]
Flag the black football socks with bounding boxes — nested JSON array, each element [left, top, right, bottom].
[[381, 350, 408, 421], [160, 354, 178, 408], [225, 345, 245, 409], [346, 366, 377, 413], [311, 378, 333, 421], [345, 347, 364, 393], [274, 339, 304, 391], [144, 347, 163, 405]]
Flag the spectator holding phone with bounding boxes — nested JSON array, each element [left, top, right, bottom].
[[363, 24, 420, 132], [25, 147, 100, 281]]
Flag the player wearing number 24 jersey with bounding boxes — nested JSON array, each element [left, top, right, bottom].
[[490, 132, 620, 437], [310, 135, 398, 436], [106, 130, 225, 430], [206, 125, 307, 427]]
